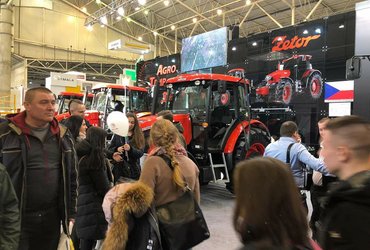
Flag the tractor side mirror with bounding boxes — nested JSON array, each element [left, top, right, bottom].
[[346, 57, 361, 80], [218, 80, 227, 94]]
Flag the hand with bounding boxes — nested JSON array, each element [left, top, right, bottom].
[[123, 143, 130, 151], [113, 152, 123, 162], [117, 146, 125, 153]]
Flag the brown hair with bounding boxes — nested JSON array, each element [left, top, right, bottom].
[[280, 121, 298, 137], [157, 110, 173, 121], [326, 115, 370, 160], [126, 112, 145, 149], [24, 87, 54, 103], [150, 119, 185, 189], [318, 117, 330, 124], [233, 157, 308, 248]]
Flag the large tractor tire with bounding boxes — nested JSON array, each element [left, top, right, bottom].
[[276, 79, 293, 104], [308, 72, 323, 99], [226, 127, 270, 192]]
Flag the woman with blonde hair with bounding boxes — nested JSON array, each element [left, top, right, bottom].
[[233, 157, 321, 250], [140, 118, 200, 206]]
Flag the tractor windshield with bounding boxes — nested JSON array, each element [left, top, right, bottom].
[[91, 90, 149, 113], [166, 84, 208, 119]]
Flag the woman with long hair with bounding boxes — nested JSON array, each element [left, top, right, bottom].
[[233, 157, 320, 250], [75, 127, 112, 250], [109, 112, 145, 182], [140, 119, 200, 206]]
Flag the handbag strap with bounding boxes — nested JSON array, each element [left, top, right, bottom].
[[286, 143, 295, 165], [156, 154, 190, 190]]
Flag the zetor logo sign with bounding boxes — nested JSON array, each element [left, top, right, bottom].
[[272, 35, 321, 52], [156, 64, 177, 76]]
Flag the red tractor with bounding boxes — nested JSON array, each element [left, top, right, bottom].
[[256, 54, 323, 104], [139, 70, 270, 191], [86, 84, 151, 127], [56, 92, 93, 115], [55, 84, 151, 127]]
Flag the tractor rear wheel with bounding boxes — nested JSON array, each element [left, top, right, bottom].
[[226, 128, 270, 192]]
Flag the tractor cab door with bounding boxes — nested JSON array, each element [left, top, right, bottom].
[[208, 82, 239, 149]]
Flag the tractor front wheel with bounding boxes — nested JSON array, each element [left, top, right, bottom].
[[226, 129, 269, 192]]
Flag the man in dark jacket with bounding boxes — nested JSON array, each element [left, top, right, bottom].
[[319, 115, 370, 250], [0, 163, 20, 250], [0, 87, 78, 250]]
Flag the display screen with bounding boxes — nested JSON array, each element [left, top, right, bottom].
[[181, 27, 228, 73]]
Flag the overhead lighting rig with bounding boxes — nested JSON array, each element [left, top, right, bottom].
[[84, 0, 142, 28]]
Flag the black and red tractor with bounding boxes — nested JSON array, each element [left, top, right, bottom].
[[256, 54, 323, 104], [139, 70, 270, 191]]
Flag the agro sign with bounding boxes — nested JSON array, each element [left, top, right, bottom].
[[156, 64, 177, 76], [272, 35, 321, 52]]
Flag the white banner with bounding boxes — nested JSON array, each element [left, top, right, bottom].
[[50, 72, 78, 87]]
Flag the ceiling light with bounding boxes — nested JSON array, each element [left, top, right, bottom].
[[81, 7, 87, 13], [144, 9, 149, 15], [117, 7, 124, 16], [252, 42, 257, 46], [192, 17, 197, 23], [138, 0, 146, 6], [315, 28, 321, 34], [171, 25, 176, 30], [339, 24, 344, 29], [86, 24, 93, 32], [127, 17, 132, 22], [138, 36, 143, 41], [164, 0, 169, 6], [232, 46, 236, 51], [96, 0, 101, 4], [171, 58, 176, 63], [100, 15, 108, 25], [246, 0, 251, 6], [303, 29, 308, 34], [67, 16, 74, 22], [153, 31, 158, 36], [217, 9, 222, 16]]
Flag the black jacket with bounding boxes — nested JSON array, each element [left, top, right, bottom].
[[0, 163, 20, 250], [108, 134, 144, 181], [0, 111, 77, 235], [319, 170, 370, 250], [75, 139, 111, 240]]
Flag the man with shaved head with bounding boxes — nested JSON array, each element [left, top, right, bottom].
[[319, 115, 370, 249]]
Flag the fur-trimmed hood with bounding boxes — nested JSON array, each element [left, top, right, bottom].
[[102, 182, 154, 250]]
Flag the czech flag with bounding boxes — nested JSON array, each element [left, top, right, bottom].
[[324, 81, 354, 102]]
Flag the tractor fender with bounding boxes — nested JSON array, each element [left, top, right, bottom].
[[279, 77, 294, 87], [301, 70, 321, 88], [223, 119, 269, 154]]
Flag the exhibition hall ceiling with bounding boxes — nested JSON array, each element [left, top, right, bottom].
[[64, 0, 362, 53]]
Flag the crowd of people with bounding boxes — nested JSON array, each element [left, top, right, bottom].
[[0, 86, 369, 250]]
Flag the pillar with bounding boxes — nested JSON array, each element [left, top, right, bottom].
[[0, 4, 13, 97]]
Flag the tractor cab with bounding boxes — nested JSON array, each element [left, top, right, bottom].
[[90, 84, 150, 128]]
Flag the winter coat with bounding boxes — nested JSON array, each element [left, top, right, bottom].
[[319, 170, 370, 250], [108, 134, 144, 181], [140, 146, 200, 206], [75, 139, 111, 240], [0, 163, 20, 250], [0, 111, 77, 235], [102, 182, 161, 250]]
